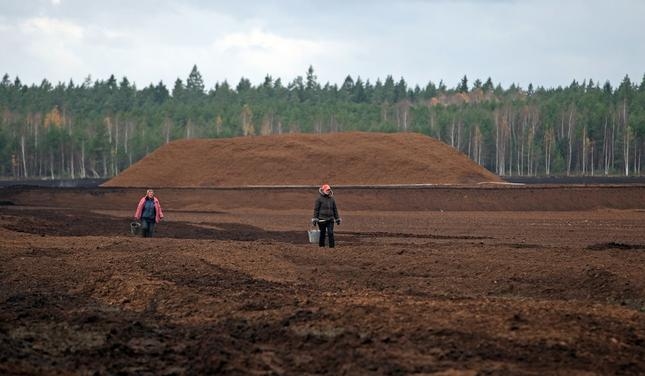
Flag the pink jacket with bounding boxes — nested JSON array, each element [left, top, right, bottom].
[[134, 196, 164, 223]]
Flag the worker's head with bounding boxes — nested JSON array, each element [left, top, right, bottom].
[[146, 189, 155, 198], [321, 184, 331, 194]]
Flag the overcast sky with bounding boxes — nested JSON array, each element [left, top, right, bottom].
[[1, 0, 644, 91]]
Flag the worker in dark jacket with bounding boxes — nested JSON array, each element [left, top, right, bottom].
[[312, 184, 341, 248]]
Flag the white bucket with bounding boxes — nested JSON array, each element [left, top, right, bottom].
[[307, 228, 320, 243]]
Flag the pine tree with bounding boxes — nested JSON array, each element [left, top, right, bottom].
[[482, 77, 494, 92], [186, 65, 205, 95], [172, 78, 185, 99], [305, 65, 319, 91], [457, 75, 468, 93]]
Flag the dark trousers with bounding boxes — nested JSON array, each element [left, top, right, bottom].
[[318, 220, 335, 248], [141, 219, 156, 237]]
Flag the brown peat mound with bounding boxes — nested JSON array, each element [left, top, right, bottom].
[[102, 132, 502, 187]]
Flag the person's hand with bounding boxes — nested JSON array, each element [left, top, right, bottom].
[[311, 218, 319, 224], [335, 218, 341, 225]]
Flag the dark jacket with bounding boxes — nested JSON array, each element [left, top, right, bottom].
[[313, 189, 339, 221]]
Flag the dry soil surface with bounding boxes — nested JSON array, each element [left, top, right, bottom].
[[0, 186, 644, 375]]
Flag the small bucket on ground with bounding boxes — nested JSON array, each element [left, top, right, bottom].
[[307, 226, 320, 244], [130, 221, 141, 236]]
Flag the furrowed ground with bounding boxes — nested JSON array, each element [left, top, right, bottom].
[[0, 185, 644, 375]]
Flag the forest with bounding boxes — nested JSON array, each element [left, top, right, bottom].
[[1, 65, 644, 179]]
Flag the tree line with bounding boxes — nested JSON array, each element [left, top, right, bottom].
[[1, 65, 644, 179]]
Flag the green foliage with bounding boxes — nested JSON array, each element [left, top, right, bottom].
[[0, 68, 644, 178], [186, 65, 205, 95], [457, 75, 468, 93]]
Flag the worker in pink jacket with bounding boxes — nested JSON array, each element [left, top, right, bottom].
[[134, 189, 164, 237]]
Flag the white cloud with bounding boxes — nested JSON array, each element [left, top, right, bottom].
[[21, 17, 83, 40], [0, 0, 643, 89], [16, 17, 87, 78], [202, 29, 354, 85], [215, 29, 323, 54]]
